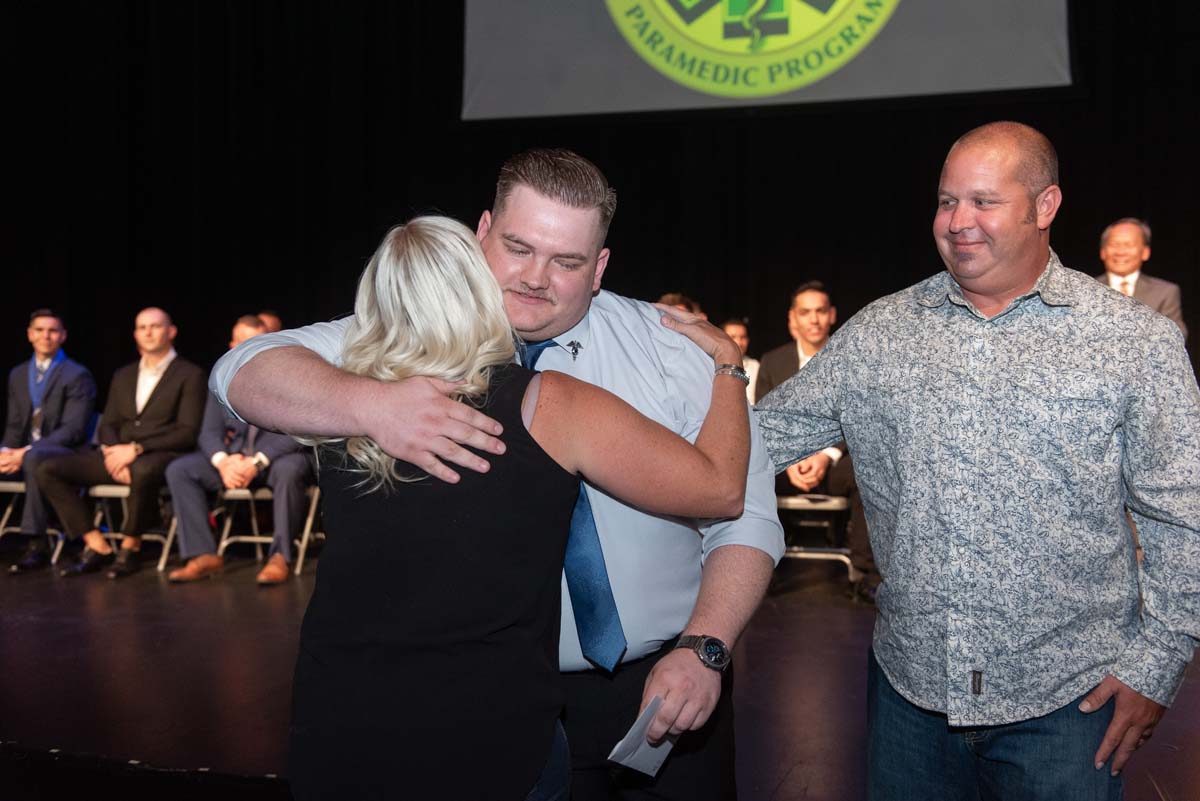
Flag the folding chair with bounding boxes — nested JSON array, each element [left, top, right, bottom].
[[777, 494, 860, 581], [88, 484, 175, 572], [0, 480, 68, 563], [216, 485, 322, 576]]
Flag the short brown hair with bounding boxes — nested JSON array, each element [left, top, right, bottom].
[[29, 308, 65, 328], [493, 148, 618, 239], [657, 292, 703, 314], [790, 281, 832, 306], [235, 314, 268, 331]]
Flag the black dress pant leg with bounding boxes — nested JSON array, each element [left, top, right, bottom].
[[123, 451, 178, 537], [35, 451, 111, 539], [562, 641, 738, 801], [828, 453, 878, 585]]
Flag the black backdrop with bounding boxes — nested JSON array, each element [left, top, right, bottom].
[[6, 1, 1198, 404]]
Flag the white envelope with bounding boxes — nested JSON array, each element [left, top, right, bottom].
[[606, 695, 679, 777]]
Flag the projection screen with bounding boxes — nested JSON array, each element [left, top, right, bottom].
[[462, 0, 1072, 120]]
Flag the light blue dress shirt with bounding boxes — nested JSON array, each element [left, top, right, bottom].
[[211, 289, 785, 671]]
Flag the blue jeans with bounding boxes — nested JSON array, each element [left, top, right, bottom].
[[867, 652, 1123, 801], [526, 721, 570, 801]]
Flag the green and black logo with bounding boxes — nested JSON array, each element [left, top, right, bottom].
[[608, 0, 900, 98]]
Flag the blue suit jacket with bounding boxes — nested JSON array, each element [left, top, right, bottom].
[[3, 355, 97, 451], [197, 392, 304, 464]]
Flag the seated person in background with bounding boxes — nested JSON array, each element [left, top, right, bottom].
[[721, 318, 759, 403], [257, 310, 283, 333], [657, 291, 707, 318], [38, 307, 206, 579], [1095, 217, 1186, 338], [166, 315, 313, 585], [756, 281, 879, 601], [3, 309, 96, 574], [286, 216, 751, 801]]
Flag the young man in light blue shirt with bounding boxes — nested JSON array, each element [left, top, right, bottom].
[[211, 149, 784, 801]]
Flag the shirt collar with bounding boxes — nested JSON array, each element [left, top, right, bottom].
[[1106, 269, 1140, 288], [140, 347, 177, 375], [915, 249, 1075, 314], [33, 349, 66, 372]]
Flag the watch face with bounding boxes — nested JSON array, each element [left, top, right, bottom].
[[700, 638, 730, 668]]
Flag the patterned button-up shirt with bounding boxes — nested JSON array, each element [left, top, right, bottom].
[[756, 251, 1200, 726]]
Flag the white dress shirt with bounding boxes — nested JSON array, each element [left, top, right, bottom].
[[136, 348, 177, 414], [742, 356, 760, 404], [211, 291, 785, 670], [1106, 269, 1140, 296]]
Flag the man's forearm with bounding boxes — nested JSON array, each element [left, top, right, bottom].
[[226, 346, 372, 437], [683, 544, 776, 647]]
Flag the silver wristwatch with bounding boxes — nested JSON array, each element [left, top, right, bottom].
[[675, 635, 731, 671]]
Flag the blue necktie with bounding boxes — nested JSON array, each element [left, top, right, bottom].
[[523, 340, 627, 671]]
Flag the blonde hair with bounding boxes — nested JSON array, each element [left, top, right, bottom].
[[310, 216, 517, 490]]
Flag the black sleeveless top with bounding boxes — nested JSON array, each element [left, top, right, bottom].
[[288, 365, 580, 800]]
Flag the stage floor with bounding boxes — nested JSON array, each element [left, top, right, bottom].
[[1, 539, 1197, 800]]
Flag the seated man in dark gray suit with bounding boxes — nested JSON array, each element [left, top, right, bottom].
[[1096, 217, 1186, 338], [38, 307, 206, 579], [166, 315, 313, 585], [3, 309, 96, 574]]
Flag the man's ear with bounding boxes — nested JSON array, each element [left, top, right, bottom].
[[476, 210, 493, 243], [592, 248, 610, 292], [1035, 185, 1062, 230]]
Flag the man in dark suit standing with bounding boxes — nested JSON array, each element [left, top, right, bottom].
[[1096, 217, 1186, 338], [756, 282, 880, 601], [166, 315, 312, 585], [38, 307, 206, 579], [3, 309, 97, 574]]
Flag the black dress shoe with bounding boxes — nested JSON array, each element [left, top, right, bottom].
[[60, 547, 115, 577], [9, 544, 51, 574], [107, 548, 142, 580]]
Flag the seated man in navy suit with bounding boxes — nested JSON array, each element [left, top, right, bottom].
[[3, 309, 97, 574], [38, 307, 207, 579], [167, 315, 313, 585]]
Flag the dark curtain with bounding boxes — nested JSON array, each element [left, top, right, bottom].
[[4, 1, 1198, 403]]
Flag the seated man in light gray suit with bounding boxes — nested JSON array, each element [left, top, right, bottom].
[[1096, 217, 1186, 338], [166, 316, 312, 585]]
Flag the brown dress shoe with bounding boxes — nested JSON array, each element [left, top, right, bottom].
[[256, 553, 290, 585], [168, 554, 224, 583]]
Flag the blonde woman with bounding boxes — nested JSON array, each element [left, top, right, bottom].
[[288, 216, 750, 801]]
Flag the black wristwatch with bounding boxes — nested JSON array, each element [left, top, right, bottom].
[[675, 635, 731, 672]]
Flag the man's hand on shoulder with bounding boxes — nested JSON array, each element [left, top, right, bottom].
[[640, 648, 722, 744], [356, 377, 507, 484]]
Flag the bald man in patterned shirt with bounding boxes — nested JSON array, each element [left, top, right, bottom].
[[757, 122, 1199, 801]]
